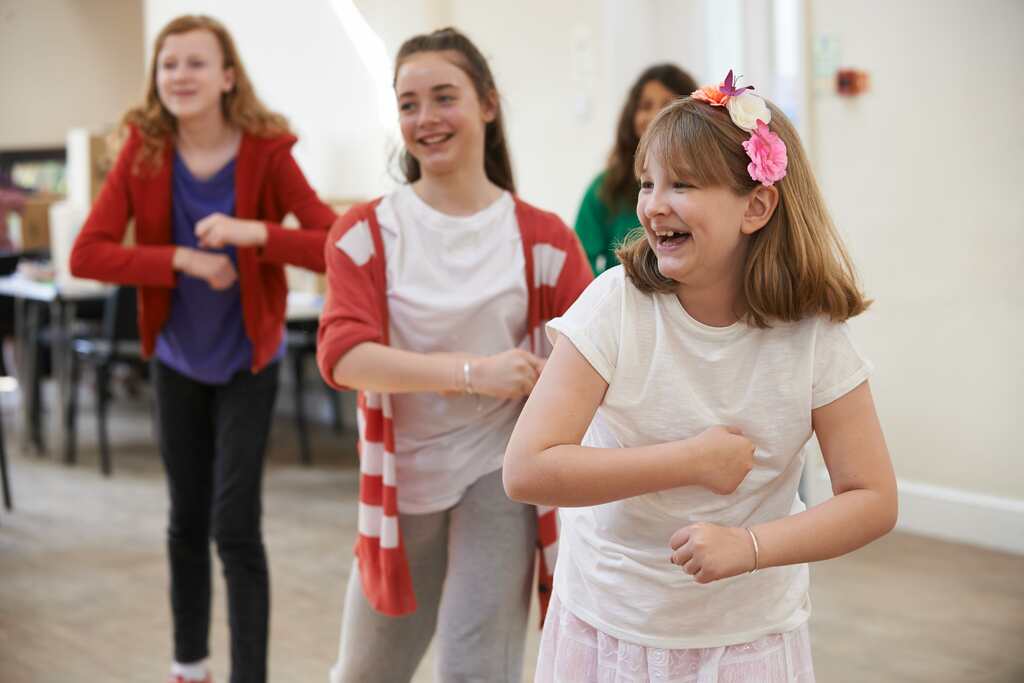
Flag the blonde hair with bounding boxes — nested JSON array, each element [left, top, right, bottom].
[[121, 15, 290, 173], [617, 97, 870, 327]]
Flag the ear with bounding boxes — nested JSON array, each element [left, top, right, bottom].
[[740, 184, 779, 235], [480, 89, 498, 123], [222, 66, 236, 94]]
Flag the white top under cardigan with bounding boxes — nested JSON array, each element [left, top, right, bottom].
[[377, 185, 528, 514], [547, 266, 872, 649]]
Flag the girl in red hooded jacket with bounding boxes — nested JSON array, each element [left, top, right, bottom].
[[70, 15, 335, 683]]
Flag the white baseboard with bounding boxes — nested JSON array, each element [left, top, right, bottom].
[[893, 479, 1024, 555], [807, 466, 1024, 556]]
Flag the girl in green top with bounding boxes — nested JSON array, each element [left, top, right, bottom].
[[575, 64, 697, 274]]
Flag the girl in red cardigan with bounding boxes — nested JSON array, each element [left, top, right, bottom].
[[316, 27, 591, 683], [70, 15, 335, 683]]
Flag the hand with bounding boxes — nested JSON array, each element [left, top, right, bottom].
[[470, 349, 546, 399], [173, 247, 238, 290], [669, 523, 757, 584], [195, 213, 267, 249], [689, 426, 755, 494]]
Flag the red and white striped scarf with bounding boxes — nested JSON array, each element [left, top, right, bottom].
[[317, 197, 593, 620]]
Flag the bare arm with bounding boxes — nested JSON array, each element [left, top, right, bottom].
[[503, 334, 754, 507], [333, 341, 546, 398], [670, 381, 898, 583]]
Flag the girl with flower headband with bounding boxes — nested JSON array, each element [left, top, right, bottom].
[[505, 71, 897, 682]]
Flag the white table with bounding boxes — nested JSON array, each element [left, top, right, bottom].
[[1, 278, 326, 463], [0, 274, 110, 459], [286, 290, 323, 323]]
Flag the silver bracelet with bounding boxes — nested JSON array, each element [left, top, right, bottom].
[[745, 527, 760, 574], [462, 360, 474, 395]]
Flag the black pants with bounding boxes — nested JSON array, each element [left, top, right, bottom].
[[153, 360, 279, 683]]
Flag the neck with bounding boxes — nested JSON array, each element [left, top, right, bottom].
[[412, 162, 503, 216], [675, 269, 746, 328], [175, 108, 234, 151]]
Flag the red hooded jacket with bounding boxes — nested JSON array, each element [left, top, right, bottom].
[[70, 125, 336, 372]]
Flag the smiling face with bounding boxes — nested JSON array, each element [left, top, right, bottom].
[[636, 152, 757, 290], [395, 50, 496, 180], [155, 29, 234, 123], [633, 79, 680, 139]]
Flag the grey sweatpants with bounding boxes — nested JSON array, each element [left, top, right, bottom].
[[328, 468, 537, 683]]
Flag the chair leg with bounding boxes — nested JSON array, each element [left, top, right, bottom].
[[292, 351, 312, 465], [0, 414, 12, 511], [27, 302, 45, 453], [64, 353, 80, 465], [96, 364, 112, 477], [324, 381, 344, 435]]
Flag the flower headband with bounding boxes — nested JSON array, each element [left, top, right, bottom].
[[691, 70, 788, 187]]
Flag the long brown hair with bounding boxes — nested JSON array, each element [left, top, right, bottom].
[[600, 64, 697, 211], [122, 15, 289, 173], [618, 97, 870, 327], [393, 27, 515, 193]]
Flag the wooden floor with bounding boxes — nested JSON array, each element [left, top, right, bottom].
[[1, 394, 1022, 682]]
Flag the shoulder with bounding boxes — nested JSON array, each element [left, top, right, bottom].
[[114, 123, 153, 160], [755, 314, 841, 359], [327, 198, 385, 265], [121, 123, 144, 149], [587, 172, 607, 196], [592, 264, 627, 293], [244, 131, 299, 160], [575, 265, 629, 311], [109, 125, 143, 168], [513, 196, 566, 226], [513, 196, 575, 244], [108, 123, 166, 179], [581, 172, 610, 207], [808, 315, 858, 346], [548, 265, 628, 353]]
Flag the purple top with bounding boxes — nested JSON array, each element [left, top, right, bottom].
[[155, 153, 283, 384]]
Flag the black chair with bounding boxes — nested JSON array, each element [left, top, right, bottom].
[[286, 319, 344, 465], [25, 291, 105, 455], [66, 286, 144, 475]]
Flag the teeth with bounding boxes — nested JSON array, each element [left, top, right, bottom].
[[655, 230, 686, 237]]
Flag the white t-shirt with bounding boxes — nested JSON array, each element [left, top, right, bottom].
[[547, 266, 872, 649], [377, 185, 528, 514]]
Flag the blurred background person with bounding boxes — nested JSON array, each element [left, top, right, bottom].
[[574, 63, 697, 275], [69, 14, 336, 683]]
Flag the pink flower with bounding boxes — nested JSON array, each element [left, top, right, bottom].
[[742, 119, 788, 186]]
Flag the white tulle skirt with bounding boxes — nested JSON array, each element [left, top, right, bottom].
[[534, 593, 815, 683]]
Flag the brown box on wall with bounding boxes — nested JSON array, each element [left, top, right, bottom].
[[20, 193, 64, 250], [89, 134, 113, 204]]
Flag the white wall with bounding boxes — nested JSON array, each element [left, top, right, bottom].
[[144, 0, 404, 200], [0, 0, 143, 148], [806, 0, 1024, 551]]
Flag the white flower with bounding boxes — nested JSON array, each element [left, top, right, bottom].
[[726, 92, 771, 132]]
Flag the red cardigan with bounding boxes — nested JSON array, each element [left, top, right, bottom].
[[70, 126, 336, 372]]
